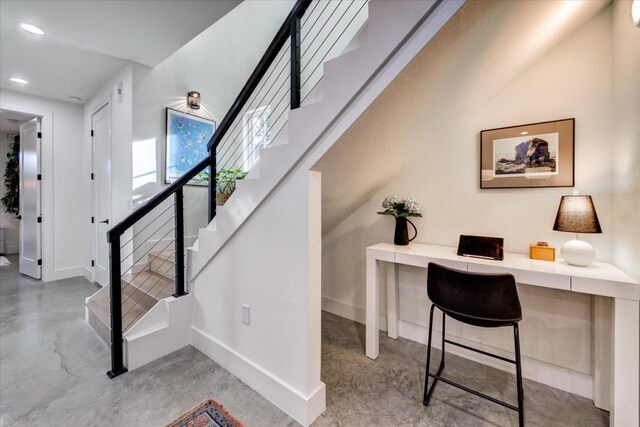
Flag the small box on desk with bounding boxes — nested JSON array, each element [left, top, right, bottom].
[[530, 244, 556, 262]]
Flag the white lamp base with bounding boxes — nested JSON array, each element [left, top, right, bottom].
[[561, 239, 596, 266]]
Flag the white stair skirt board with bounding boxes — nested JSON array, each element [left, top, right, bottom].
[[321, 296, 595, 400], [124, 295, 192, 371], [188, 0, 465, 280], [191, 326, 326, 427]]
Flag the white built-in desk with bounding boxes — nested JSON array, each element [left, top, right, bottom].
[[366, 242, 639, 427]]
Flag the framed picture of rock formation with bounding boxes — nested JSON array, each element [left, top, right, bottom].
[[480, 118, 574, 189]]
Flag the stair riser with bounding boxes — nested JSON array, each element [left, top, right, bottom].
[[122, 281, 164, 311], [149, 256, 175, 280], [88, 308, 110, 348]]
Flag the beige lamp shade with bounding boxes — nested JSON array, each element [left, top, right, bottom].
[[553, 195, 602, 234]]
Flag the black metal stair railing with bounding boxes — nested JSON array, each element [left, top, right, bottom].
[[105, 0, 369, 378], [106, 156, 208, 378], [213, 0, 368, 187]]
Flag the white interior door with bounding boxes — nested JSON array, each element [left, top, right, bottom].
[[19, 118, 41, 279], [92, 103, 112, 286]]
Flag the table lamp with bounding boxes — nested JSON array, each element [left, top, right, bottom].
[[553, 192, 602, 266]]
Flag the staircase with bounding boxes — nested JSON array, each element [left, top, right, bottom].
[[86, 251, 176, 346]]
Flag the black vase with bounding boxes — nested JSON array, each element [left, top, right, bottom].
[[394, 217, 417, 245]]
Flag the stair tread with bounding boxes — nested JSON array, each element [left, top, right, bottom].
[[122, 270, 174, 299]]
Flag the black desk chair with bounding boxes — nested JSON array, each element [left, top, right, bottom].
[[422, 262, 524, 426]]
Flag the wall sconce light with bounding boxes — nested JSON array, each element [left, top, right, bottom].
[[633, 0, 640, 26], [187, 91, 201, 109]]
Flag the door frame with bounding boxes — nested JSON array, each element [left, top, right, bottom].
[[90, 99, 112, 285], [0, 104, 50, 280]]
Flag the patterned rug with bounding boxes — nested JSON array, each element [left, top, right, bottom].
[[167, 399, 244, 427]]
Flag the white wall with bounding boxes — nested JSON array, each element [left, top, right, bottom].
[[319, 1, 613, 396], [0, 89, 84, 281], [612, 0, 640, 282], [0, 131, 19, 253], [191, 167, 324, 426], [82, 64, 134, 280]]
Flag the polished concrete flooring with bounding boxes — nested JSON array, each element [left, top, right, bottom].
[[1, 255, 608, 426], [315, 313, 608, 426]]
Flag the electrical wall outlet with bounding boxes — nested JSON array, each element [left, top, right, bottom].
[[241, 304, 250, 325]]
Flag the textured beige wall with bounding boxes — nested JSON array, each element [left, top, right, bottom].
[[612, 0, 640, 281], [318, 0, 615, 378]]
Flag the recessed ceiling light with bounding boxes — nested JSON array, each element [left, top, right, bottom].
[[69, 96, 83, 102], [520, 131, 529, 136], [19, 22, 44, 35], [633, 0, 640, 26], [9, 77, 29, 85]]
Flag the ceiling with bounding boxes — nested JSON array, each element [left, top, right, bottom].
[[0, 110, 36, 133], [0, 0, 242, 103]]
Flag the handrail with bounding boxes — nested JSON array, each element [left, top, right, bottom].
[[207, 0, 312, 151], [107, 155, 210, 241]]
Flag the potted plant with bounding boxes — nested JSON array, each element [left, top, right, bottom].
[[215, 168, 247, 206], [377, 196, 422, 245]]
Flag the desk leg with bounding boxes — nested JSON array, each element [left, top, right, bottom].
[[611, 298, 639, 427], [366, 257, 380, 359], [386, 262, 399, 339], [593, 296, 611, 411]]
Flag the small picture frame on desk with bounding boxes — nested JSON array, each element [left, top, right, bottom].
[[530, 244, 556, 262], [480, 118, 574, 189]]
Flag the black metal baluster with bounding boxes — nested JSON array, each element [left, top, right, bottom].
[[208, 150, 217, 222], [174, 188, 186, 297], [291, 14, 301, 109], [106, 234, 127, 378]]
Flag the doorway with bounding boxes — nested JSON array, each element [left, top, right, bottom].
[[91, 102, 112, 286], [0, 110, 41, 278]]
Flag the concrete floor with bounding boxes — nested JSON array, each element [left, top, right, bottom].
[[1, 255, 608, 426]]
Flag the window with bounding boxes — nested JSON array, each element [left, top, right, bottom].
[[242, 106, 271, 171]]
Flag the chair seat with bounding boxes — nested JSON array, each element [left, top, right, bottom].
[[435, 303, 521, 328]]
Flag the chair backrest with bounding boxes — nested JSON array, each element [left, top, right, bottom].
[[427, 262, 522, 327]]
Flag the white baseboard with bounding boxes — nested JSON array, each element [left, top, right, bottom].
[[44, 266, 84, 282], [191, 326, 326, 426], [82, 266, 93, 282], [321, 296, 593, 400], [321, 295, 388, 331]]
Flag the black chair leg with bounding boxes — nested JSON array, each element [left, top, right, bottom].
[[423, 305, 446, 406], [514, 324, 524, 427], [423, 304, 436, 405], [441, 311, 446, 365]]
